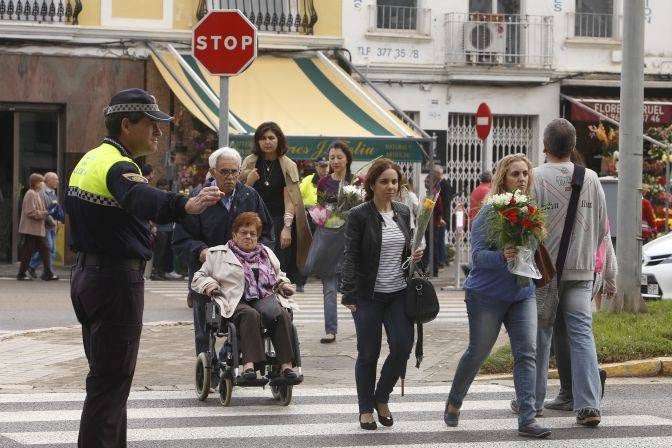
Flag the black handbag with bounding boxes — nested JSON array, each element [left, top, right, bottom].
[[250, 293, 283, 328], [406, 266, 440, 368]]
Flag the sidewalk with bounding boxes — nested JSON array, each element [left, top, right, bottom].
[[0, 262, 480, 393]]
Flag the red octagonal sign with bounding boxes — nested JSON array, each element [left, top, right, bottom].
[[192, 9, 258, 76]]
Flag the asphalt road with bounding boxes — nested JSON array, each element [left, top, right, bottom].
[[0, 379, 670, 447], [0, 277, 192, 333]]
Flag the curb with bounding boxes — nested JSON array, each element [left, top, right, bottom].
[[478, 357, 672, 380], [0, 320, 192, 341]]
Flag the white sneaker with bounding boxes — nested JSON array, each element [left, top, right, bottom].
[[164, 271, 183, 280]]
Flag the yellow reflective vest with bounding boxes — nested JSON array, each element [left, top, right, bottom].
[[68, 142, 141, 207]]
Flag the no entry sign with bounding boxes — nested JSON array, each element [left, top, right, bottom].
[[192, 9, 258, 76], [476, 103, 492, 140]]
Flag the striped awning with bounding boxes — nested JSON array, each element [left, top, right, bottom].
[[149, 44, 425, 162]]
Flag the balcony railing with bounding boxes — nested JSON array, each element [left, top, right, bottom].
[[568, 12, 622, 40], [0, 0, 82, 25], [445, 13, 553, 69], [198, 0, 317, 34], [368, 4, 431, 36]]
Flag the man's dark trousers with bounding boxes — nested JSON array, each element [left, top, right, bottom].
[[70, 263, 144, 447]]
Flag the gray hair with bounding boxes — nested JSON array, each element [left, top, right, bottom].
[[478, 171, 492, 183], [209, 146, 242, 168], [543, 118, 576, 158]]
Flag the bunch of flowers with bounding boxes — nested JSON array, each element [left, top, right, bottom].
[[589, 122, 619, 158], [309, 183, 366, 228], [405, 192, 438, 275], [485, 190, 546, 285]]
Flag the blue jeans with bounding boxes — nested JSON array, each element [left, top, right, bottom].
[[437, 225, 447, 266], [449, 291, 538, 428], [352, 289, 414, 414], [321, 275, 338, 335], [535, 280, 601, 411], [29, 228, 56, 272]]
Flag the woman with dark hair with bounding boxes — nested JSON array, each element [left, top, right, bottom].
[[315, 141, 354, 344], [192, 212, 299, 380], [240, 122, 312, 286], [341, 158, 423, 430], [17, 173, 57, 281]]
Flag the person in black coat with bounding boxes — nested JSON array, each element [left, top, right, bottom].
[[341, 158, 423, 430], [173, 147, 274, 360]]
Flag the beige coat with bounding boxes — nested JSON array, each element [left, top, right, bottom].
[[18, 189, 48, 236], [191, 243, 299, 319], [240, 154, 312, 269]]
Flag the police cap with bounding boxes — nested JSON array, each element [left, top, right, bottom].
[[105, 88, 172, 122], [314, 156, 329, 166]]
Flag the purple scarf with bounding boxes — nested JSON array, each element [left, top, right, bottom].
[[228, 240, 277, 300]]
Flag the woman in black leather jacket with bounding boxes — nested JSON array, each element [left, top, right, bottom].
[[341, 158, 423, 430]]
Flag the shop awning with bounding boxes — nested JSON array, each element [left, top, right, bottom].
[[149, 44, 425, 162], [566, 96, 672, 125]]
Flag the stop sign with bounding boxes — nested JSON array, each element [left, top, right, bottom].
[[192, 10, 258, 76], [476, 102, 492, 140]]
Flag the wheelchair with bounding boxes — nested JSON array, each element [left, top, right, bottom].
[[194, 295, 304, 406]]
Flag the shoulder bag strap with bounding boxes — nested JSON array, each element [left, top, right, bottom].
[[555, 164, 586, 285]]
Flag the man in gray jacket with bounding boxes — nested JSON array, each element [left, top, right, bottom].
[[532, 118, 606, 427]]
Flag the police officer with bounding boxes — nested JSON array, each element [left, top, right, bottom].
[[65, 88, 223, 447]]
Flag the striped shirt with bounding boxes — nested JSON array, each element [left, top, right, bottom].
[[374, 211, 407, 293]]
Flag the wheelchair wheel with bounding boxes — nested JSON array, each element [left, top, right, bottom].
[[195, 352, 211, 401], [218, 377, 233, 406], [271, 384, 293, 406]]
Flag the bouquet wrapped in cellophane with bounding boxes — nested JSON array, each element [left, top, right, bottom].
[[484, 190, 546, 286], [406, 192, 439, 276]]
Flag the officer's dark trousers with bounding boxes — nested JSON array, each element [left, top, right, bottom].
[[71, 265, 144, 448]]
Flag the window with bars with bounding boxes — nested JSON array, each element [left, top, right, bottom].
[[574, 0, 615, 38], [376, 0, 418, 31]]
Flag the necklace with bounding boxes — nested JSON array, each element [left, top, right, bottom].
[[263, 160, 273, 187]]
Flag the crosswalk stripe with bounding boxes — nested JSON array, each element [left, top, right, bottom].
[[300, 439, 672, 448], [4, 415, 670, 445], [0, 385, 512, 404], [0, 400, 518, 423]]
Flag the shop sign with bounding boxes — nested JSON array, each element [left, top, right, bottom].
[[571, 101, 672, 125], [230, 136, 424, 162]]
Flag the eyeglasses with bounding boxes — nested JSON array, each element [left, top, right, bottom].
[[236, 230, 258, 238], [215, 168, 239, 177]]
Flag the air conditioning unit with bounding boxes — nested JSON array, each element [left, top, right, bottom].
[[463, 21, 507, 61]]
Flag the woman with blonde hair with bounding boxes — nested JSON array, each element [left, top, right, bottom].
[[444, 154, 550, 438], [17, 173, 57, 281]]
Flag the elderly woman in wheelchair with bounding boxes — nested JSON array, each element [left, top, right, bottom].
[[192, 212, 301, 397]]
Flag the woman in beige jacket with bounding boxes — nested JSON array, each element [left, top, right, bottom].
[[239, 122, 312, 285], [17, 173, 56, 281], [192, 212, 300, 381]]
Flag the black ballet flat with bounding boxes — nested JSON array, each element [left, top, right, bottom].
[[375, 402, 394, 427], [359, 413, 377, 430]]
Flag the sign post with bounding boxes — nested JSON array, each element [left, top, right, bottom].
[[476, 103, 493, 173], [192, 9, 258, 148]]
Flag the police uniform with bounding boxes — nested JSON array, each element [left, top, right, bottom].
[[66, 89, 186, 447]]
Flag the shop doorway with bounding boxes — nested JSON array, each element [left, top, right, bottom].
[[0, 105, 62, 263]]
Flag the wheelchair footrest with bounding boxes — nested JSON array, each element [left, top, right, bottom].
[[269, 375, 303, 387], [234, 377, 269, 387]]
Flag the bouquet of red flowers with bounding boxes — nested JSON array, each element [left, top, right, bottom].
[[484, 190, 546, 285]]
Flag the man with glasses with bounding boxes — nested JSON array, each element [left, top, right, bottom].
[[173, 147, 273, 370]]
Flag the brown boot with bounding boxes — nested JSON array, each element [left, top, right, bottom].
[[187, 292, 193, 309]]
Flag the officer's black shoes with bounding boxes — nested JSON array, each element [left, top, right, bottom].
[[41, 274, 59, 281], [16, 273, 32, 281], [27, 268, 37, 279]]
